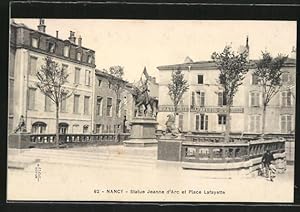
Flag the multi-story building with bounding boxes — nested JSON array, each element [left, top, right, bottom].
[[157, 48, 296, 135], [9, 19, 96, 134], [93, 69, 135, 134]]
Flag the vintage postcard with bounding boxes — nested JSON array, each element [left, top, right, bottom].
[[7, 19, 296, 202]]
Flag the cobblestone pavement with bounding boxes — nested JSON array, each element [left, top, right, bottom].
[[7, 146, 294, 202]]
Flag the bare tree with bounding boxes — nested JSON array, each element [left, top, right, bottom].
[[36, 56, 74, 147], [168, 69, 189, 123], [253, 51, 288, 136], [212, 46, 248, 142]]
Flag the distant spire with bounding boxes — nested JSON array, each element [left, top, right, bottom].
[[246, 35, 249, 49]]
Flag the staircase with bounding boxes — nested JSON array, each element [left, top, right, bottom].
[[8, 146, 159, 171]]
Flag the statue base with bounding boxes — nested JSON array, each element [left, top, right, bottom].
[[123, 116, 158, 147]]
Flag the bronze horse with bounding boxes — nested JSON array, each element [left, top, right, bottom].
[[131, 86, 158, 117]]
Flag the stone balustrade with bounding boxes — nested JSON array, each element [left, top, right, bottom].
[[9, 133, 131, 149], [181, 138, 285, 163]]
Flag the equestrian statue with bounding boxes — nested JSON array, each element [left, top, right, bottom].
[[129, 67, 158, 118]]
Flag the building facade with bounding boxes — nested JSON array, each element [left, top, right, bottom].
[[93, 70, 135, 134], [157, 55, 296, 135], [9, 19, 96, 134]]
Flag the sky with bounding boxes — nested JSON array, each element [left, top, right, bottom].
[[14, 19, 297, 82]]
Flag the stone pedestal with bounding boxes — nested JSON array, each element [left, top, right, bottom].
[[9, 132, 31, 149], [157, 135, 184, 161], [123, 117, 158, 147]]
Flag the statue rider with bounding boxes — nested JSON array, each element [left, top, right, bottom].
[[140, 78, 150, 105]]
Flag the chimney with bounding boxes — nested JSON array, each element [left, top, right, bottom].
[[56, 30, 59, 38], [68, 31, 76, 43], [78, 35, 82, 47], [37, 18, 46, 33]]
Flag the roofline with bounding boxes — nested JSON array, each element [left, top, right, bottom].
[[11, 22, 95, 53], [95, 69, 128, 83], [157, 58, 296, 70]]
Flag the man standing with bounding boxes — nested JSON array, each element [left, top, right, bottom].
[[261, 149, 275, 181]]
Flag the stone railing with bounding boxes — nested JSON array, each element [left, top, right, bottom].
[[181, 138, 285, 163], [180, 138, 286, 175], [9, 133, 130, 149]]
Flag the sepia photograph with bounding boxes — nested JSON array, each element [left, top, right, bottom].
[[7, 18, 296, 202]]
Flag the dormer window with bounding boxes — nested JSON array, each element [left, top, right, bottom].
[[64, 45, 70, 57], [31, 37, 38, 48], [48, 42, 55, 53], [87, 55, 92, 63], [76, 52, 82, 61]]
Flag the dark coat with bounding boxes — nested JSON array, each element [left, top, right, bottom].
[[262, 152, 274, 165]]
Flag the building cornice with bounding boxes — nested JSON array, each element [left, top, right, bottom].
[[16, 44, 96, 68]]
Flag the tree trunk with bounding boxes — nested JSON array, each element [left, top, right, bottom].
[[224, 104, 231, 142], [174, 105, 178, 128], [261, 104, 266, 137], [261, 90, 266, 138], [56, 103, 59, 148]]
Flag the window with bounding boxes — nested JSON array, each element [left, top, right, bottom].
[[48, 42, 55, 53], [106, 125, 112, 133], [218, 92, 227, 106], [76, 52, 82, 61], [84, 96, 90, 115], [98, 79, 102, 86], [31, 37, 38, 48], [83, 125, 89, 133], [44, 95, 53, 112], [96, 96, 103, 116], [198, 75, 203, 84], [95, 124, 102, 133], [106, 97, 113, 116], [116, 99, 121, 117], [29, 56, 37, 75], [60, 93, 67, 112], [62, 64, 68, 71], [281, 115, 292, 133], [178, 114, 184, 131], [282, 72, 290, 83], [196, 91, 205, 107], [249, 115, 261, 133], [27, 88, 36, 110], [73, 94, 80, 113], [191, 92, 195, 106], [250, 92, 260, 107], [218, 114, 226, 125], [108, 82, 111, 89], [85, 70, 91, 86], [74, 67, 80, 84], [64, 45, 70, 57], [87, 55, 92, 63], [252, 74, 259, 85], [32, 122, 46, 134], [59, 123, 69, 134], [281, 91, 292, 107], [195, 114, 208, 131]]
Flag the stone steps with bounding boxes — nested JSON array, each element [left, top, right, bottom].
[[8, 147, 159, 171]]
